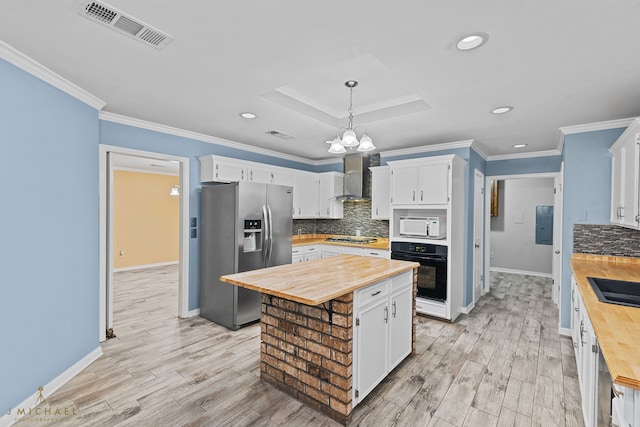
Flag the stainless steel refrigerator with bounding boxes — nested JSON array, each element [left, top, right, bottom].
[[200, 181, 293, 330]]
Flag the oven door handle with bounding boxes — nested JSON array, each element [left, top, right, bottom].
[[392, 253, 446, 263]]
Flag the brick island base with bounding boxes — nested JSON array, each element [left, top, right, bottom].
[[260, 293, 354, 424]]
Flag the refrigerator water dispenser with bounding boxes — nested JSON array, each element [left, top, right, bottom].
[[243, 219, 262, 253]]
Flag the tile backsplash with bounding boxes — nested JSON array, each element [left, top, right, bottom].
[[291, 153, 389, 238], [292, 201, 389, 237], [573, 224, 640, 257]]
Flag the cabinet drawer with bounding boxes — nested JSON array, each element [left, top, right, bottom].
[[291, 248, 303, 256], [364, 249, 390, 259], [357, 280, 388, 307], [305, 246, 318, 253], [391, 271, 413, 291]]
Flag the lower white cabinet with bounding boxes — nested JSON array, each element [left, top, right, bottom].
[[353, 271, 413, 405], [292, 245, 319, 263], [571, 275, 639, 427], [320, 245, 341, 258], [363, 249, 390, 259]]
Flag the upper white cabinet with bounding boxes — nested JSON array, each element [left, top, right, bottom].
[[200, 155, 342, 220], [370, 166, 390, 219], [389, 161, 450, 205], [293, 172, 319, 219], [610, 119, 640, 229], [318, 172, 344, 219]]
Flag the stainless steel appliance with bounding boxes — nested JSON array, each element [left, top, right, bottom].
[[200, 181, 293, 330], [390, 242, 448, 302]]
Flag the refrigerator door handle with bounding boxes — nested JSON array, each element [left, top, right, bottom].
[[262, 204, 270, 264], [267, 204, 274, 263]]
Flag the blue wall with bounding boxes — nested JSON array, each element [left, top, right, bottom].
[[99, 121, 331, 310], [486, 155, 562, 176], [0, 59, 100, 411], [559, 128, 625, 329]]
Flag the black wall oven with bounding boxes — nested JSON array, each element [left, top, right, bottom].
[[391, 242, 448, 302]]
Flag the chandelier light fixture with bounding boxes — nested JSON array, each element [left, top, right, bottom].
[[326, 81, 376, 154]]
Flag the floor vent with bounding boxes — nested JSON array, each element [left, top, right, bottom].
[[79, 1, 173, 50], [265, 130, 294, 140]]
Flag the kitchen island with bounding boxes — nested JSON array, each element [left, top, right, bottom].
[[220, 254, 419, 424]]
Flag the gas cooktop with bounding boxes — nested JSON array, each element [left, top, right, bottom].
[[325, 237, 378, 244]]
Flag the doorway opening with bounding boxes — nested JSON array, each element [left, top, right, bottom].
[[484, 171, 563, 308], [99, 145, 191, 342]]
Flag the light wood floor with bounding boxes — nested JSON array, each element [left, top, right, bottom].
[[23, 267, 583, 427]]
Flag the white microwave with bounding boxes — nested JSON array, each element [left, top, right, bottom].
[[399, 216, 445, 238], [399, 217, 429, 237]]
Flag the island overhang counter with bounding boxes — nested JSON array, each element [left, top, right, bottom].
[[220, 254, 419, 424]]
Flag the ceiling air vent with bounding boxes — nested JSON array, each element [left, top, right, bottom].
[[265, 130, 294, 140], [79, 1, 174, 50]]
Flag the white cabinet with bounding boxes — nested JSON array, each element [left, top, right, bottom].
[[272, 169, 296, 187], [200, 156, 247, 182], [388, 274, 413, 369], [387, 155, 466, 322], [341, 246, 364, 256], [293, 172, 318, 219], [320, 245, 341, 258], [389, 161, 450, 205], [318, 172, 344, 219], [354, 271, 413, 405], [610, 118, 640, 229], [370, 166, 390, 219], [363, 249, 390, 259], [292, 245, 320, 263]]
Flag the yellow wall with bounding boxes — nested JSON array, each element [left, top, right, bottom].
[[113, 170, 179, 269]]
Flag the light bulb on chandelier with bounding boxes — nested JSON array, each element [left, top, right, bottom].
[[326, 81, 376, 154]]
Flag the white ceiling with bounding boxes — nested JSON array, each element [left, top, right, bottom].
[[111, 153, 179, 175], [2, 1, 640, 161]]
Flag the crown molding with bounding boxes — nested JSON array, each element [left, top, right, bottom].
[[556, 117, 635, 153], [469, 141, 489, 160], [99, 111, 334, 166], [486, 149, 561, 161], [380, 139, 474, 159], [0, 40, 106, 110]]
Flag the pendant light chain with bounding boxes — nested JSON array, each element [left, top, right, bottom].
[[347, 85, 354, 130]]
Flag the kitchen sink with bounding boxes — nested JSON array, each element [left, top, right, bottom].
[[587, 277, 640, 308]]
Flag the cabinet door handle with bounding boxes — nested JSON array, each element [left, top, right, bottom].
[[384, 306, 388, 323], [327, 208, 329, 215], [420, 190, 423, 201], [371, 290, 382, 296], [241, 170, 244, 180], [250, 170, 253, 181], [579, 320, 586, 346], [412, 190, 415, 201], [392, 301, 397, 317], [376, 207, 379, 215]]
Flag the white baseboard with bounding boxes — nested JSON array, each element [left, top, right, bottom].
[[558, 327, 572, 337], [461, 302, 476, 315], [489, 267, 552, 279], [113, 261, 178, 272], [1, 346, 102, 427], [185, 308, 200, 318]]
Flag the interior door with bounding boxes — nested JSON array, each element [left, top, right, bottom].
[[552, 166, 564, 305], [473, 170, 485, 301]]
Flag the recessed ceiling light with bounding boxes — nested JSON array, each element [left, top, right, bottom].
[[491, 106, 514, 114], [456, 33, 488, 51], [513, 144, 527, 148], [240, 112, 257, 119]]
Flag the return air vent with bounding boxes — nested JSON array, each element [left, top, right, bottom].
[[79, 1, 174, 50], [265, 130, 294, 140]]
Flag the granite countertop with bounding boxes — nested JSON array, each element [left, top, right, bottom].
[[570, 254, 640, 390], [292, 234, 390, 250], [220, 254, 418, 306]]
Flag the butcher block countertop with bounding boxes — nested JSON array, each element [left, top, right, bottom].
[[570, 254, 640, 389], [220, 254, 418, 306], [292, 234, 390, 250]]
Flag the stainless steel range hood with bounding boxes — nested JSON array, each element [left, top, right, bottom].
[[337, 153, 372, 202]]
